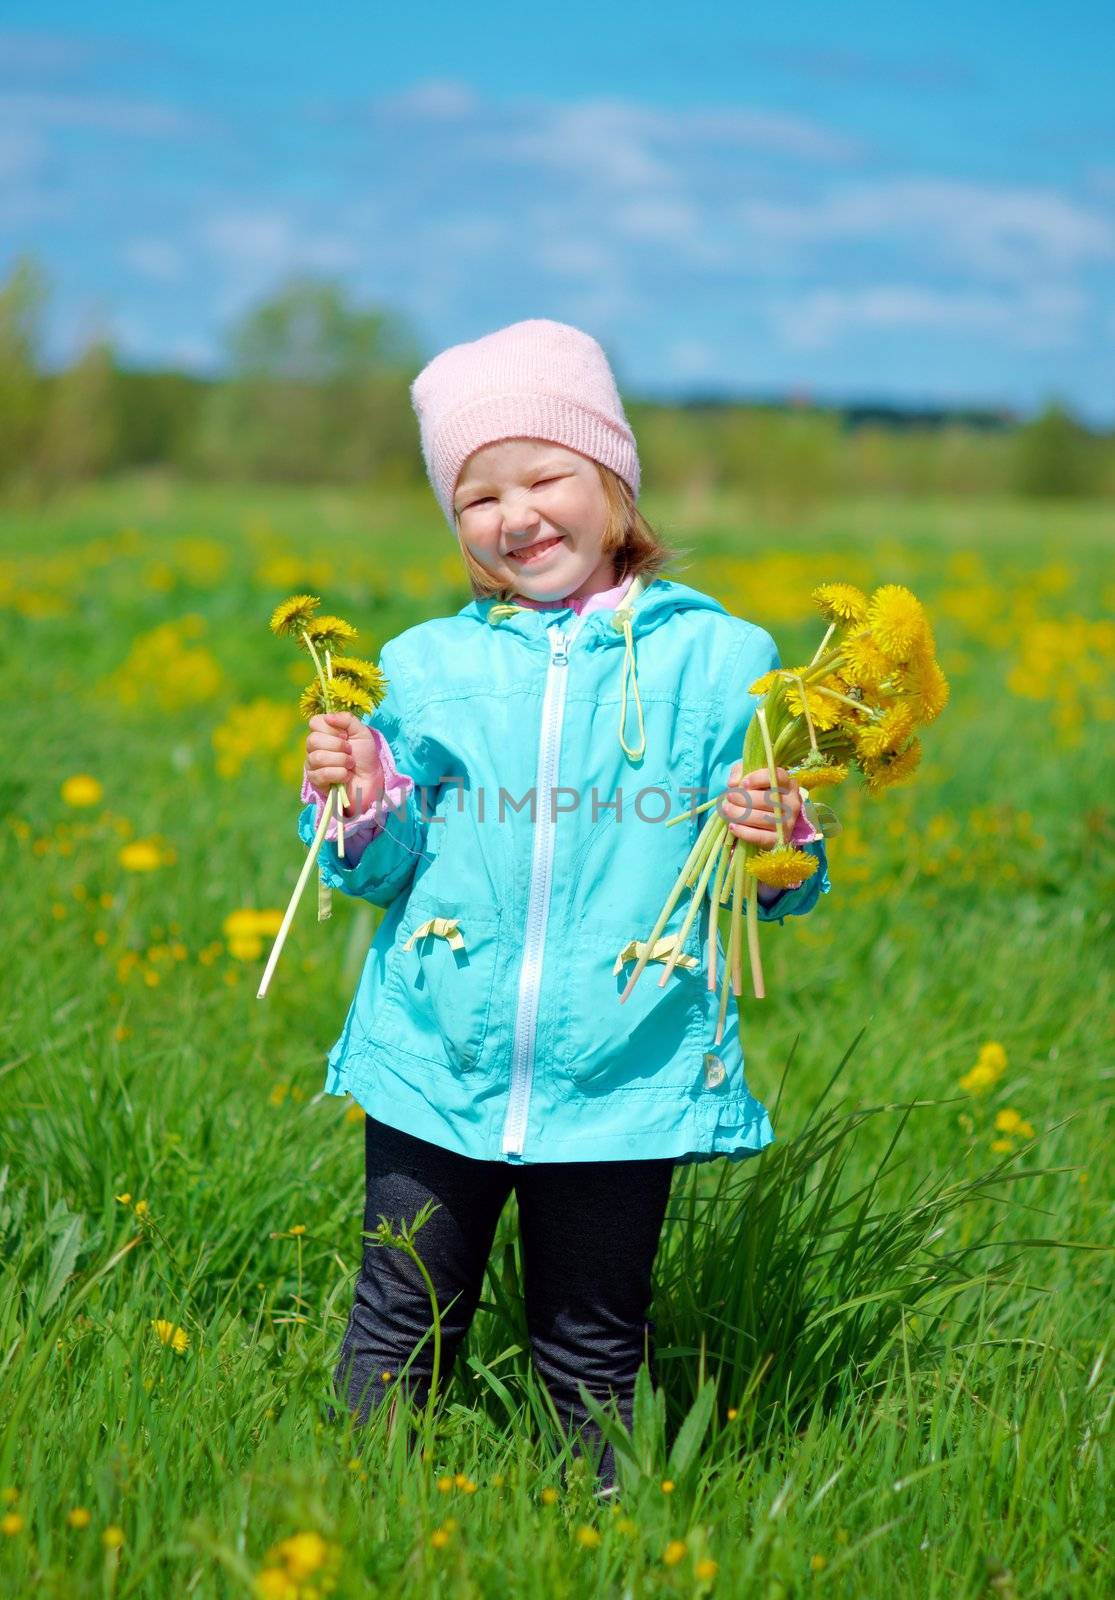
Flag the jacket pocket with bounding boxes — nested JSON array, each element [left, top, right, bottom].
[[555, 917, 706, 1092], [371, 888, 503, 1075]]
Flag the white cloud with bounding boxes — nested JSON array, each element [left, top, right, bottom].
[[123, 238, 186, 282], [738, 178, 1115, 280], [768, 282, 1088, 351], [202, 209, 357, 273], [0, 90, 195, 136]]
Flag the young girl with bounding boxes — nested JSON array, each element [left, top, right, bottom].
[[299, 318, 831, 1495]]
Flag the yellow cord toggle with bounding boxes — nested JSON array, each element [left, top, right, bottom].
[[404, 917, 466, 952], [487, 602, 523, 625], [613, 934, 698, 976], [611, 606, 646, 761]]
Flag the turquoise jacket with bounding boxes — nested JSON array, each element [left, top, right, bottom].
[[298, 575, 831, 1165]]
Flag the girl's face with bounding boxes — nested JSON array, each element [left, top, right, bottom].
[[452, 439, 614, 602]]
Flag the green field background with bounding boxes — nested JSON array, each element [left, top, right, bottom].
[[0, 478, 1111, 1597]]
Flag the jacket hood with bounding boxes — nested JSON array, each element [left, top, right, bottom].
[[456, 575, 730, 650]]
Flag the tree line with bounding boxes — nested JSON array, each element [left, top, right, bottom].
[[1, 254, 1111, 502]]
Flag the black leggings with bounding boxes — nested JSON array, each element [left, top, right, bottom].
[[330, 1115, 676, 1491]]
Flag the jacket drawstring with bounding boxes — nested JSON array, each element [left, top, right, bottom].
[[611, 601, 646, 762], [486, 581, 648, 763]]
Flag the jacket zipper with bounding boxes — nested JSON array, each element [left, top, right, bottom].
[[501, 620, 583, 1157]]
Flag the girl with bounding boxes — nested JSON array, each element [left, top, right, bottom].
[[299, 318, 831, 1495]]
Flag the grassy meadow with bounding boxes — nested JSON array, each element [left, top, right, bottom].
[[0, 475, 1112, 1598]]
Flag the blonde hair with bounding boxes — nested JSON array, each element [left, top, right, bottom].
[[453, 462, 685, 602]]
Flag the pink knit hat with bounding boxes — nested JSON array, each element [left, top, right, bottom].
[[410, 318, 641, 531]]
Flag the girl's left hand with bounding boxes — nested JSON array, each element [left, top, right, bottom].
[[721, 762, 802, 847]]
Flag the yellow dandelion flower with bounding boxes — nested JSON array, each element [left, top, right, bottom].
[[792, 761, 847, 789], [133, 1199, 149, 1218], [61, 774, 103, 807], [959, 1042, 1007, 1095], [118, 838, 166, 872], [430, 1525, 454, 1549], [576, 1525, 602, 1548], [748, 669, 782, 696], [867, 584, 932, 665], [304, 615, 358, 655], [812, 581, 869, 626], [663, 1538, 689, 1567], [726, 1407, 738, 1420], [897, 651, 950, 725], [695, 1557, 719, 1579], [853, 701, 916, 761], [991, 1137, 1014, 1153], [811, 1553, 827, 1571], [269, 594, 321, 639], [781, 675, 847, 733], [0, 1488, 18, 1505], [995, 1108, 1035, 1139], [67, 1507, 92, 1529], [841, 627, 893, 691], [661, 1479, 675, 1494], [115, 1192, 132, 1205], [330, 656, 388, 703], [254, 1570, 294, 1600], [326, 679, 373, 717], [298, 680, 329, 720], [617, 1516, 638, 1535], [1, 1512, 23, 1536], [436, 1475, 453, 1493], [151, 1318, 188, 1353], [274, 1531, 327, 1579], [745, 845, 819, 889], [101, 1525, 125, 1548], [861, 737, 922, 794], [540, 1486, 559, 1505]]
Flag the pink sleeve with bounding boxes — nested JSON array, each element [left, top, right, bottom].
[[300, 728, 416, 864], [756, 800, 823, 902]]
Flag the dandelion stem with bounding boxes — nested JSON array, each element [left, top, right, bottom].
[[257, 787, 335, 1000]]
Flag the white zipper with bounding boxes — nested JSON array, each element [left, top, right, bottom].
[[501, 620, 583, 1157]]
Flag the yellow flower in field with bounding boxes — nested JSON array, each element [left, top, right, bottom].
[[151, 1318, 189, 1354], [726, 1407, 738, 1421], [289, 1224, 306, 1236], [102, 1525, 125, 1548], [61, 774, 103, 807], [960, 1042, 1007, 1095], [0, 1487, 18, 1505], [274, 1531, 327, 1579], [994, 1108, 1035, 1139], [119, 838, 174, 872], [430, 1523, 455, 1549], [269, 594, 321, 639], [663, 1538, 688, 1567], [660, 1479, 675, 1493], [812, 581, 869, 626], [540, 1486, 559, 1505], [67, 1507, 92, 1529], [436, 1475, 453, 1493], [1, 1512, 23, 1536], [576, 1525, 602, 1548], [991, 1137, 1013, 1153], [304, 614, 358, 655], [867, 584, 933, 665], [133, 1199, 149, 1218], [115, 1192, 132, 1205], [223, 909, 285, 961], [745, 845, 819, 889], [811, 1553, 827, 1571], [860, 737, 922, 795], [344, 1101, 364, 1124], [695, 1556, 719, 1579], [254, 1569, 295, 1600]]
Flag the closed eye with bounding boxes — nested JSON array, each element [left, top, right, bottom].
[[461, 476, 563, 511]]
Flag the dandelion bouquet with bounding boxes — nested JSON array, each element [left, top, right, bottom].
[[620, 582, 948, 1042], [256, 593, 387, 999]]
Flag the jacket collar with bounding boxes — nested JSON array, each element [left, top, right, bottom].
[[457, 576, 730, 652]]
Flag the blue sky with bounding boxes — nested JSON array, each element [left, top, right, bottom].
[[3, 3, 1114, 421]]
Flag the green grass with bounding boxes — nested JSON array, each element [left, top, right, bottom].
[[0, 476, 1111, 1597]]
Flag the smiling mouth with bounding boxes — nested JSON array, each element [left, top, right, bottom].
[[506, 536, 564, 563]]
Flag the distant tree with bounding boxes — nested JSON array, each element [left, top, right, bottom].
[[1014, 400, 1099, 498], [194, 277, 426, 483], [0, 255, 49, 484], [40, 337, 122, 481]]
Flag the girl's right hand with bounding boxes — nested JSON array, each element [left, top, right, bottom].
[[306, 712, 385, 818]]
